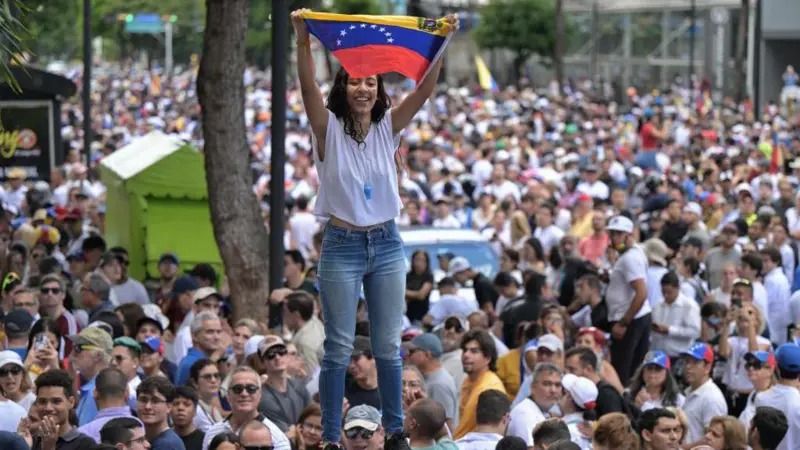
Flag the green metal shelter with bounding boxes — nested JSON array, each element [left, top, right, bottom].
[[99, 131, 221, 281]]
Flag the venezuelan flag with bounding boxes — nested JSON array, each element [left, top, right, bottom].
[[300, 12, 454, 83], [474, 55, 498, 93]]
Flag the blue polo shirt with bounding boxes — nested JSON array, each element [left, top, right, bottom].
[[76, 375, 98, 426], [174, 347, 207, 386]]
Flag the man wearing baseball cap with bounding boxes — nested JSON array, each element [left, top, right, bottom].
[[559, 373, 598, 449], [604, 214, 652, 383], [407, 333, 458, 430], [342, 405, 385, 450], [69, 327, 114, 426], [447, 257, 498, 313], [752, 343, 800, 449], [704, 222, 741, 290], [680, 342, 727, 446]]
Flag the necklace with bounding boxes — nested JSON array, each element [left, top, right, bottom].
[[347, 127, 374, 201]]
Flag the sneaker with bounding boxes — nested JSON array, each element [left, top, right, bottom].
[[384, 432, 411, 450]]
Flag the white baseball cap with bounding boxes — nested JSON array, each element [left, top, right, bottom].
[[561, 373, 599, 410], [536, 334, 563, 353], [606, 215, 634, 234], [447, 257, 471, 276], [0, 350, 24, 369], [683, 202, 703, 217]]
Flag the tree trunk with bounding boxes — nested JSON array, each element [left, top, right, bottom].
[[735, 0, 749, 102], [197, 0, 271, 323], [554, 0, 565, 95]]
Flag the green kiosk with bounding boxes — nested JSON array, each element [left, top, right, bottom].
[[99, 131, 222, 282]]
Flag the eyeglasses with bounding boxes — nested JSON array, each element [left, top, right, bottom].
[[230, 384, 259, 395], [345, 427, 376, 440], [745, 362, 766, 370], [0, 365, 22, 377], [137, 395, 168, 406], [40, 287, 62, 295], [125, 436, 148, 446], [242, 446, 274, 450], [199, 372, 221, 381], [264, 348, 288, 360]]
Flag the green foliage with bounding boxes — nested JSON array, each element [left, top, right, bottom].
[[331, 0, 382, 15], [475, 0, 557, 60], [0, 0, 27, 92]]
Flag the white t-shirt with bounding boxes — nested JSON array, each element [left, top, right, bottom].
[[682, 379, 728, 444], [506, 397, 546, 446], [455, 431, 503, 450], [605, 246, 652, 321], [721, 335, 772, 391], [753, 384, 800, 450], [0, 398, 27, 432], [312, 110, 402, 227], [288, 211, 319, 258]]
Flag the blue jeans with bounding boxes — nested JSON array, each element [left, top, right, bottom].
[[317, 219, 407, 442]]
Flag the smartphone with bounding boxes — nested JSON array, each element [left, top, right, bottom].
[[34, 334, 48, 351]]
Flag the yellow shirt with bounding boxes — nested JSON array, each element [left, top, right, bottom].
[[496, 349, 522, 398], [570, 212, 594, 239], [454, 370, 507, 439]]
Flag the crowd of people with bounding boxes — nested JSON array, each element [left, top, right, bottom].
[[1, 35, 800, 449]]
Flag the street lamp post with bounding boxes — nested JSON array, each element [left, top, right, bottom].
[[83, 0, 92, 171], [269, 0, 288, 293]]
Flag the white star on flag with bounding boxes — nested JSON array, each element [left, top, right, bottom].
[[379, 27, 385, 32], [350, 25, 355, 29], [337, 39, 341, 46], [340, 29, 347, 36], [387, 37, 394, 43], [385, 32, 391, 36], [360, 24, 366, 28], [370, 24, 376, 29]]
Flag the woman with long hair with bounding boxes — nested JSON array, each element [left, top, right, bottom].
[[23, 319, 62, 382], [188, 358, 226, 432], [625, 351, 685, 416], [405, 249, 433, 324], [510, 211, 531, 250], [115, 303, 145, 338], [703, 415, 748, 450], [592, 412, 640, 450], [289, 403, 323, 450], [291, 8, 458, 450], [520, 237, 548, 274]]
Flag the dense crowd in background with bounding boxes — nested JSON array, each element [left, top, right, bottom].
[[0, 60, 799, 450]]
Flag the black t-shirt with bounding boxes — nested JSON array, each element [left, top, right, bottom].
[[596, 380, 626, 417], [499, 295, 539, 349], [180, 429, 205, 450], [473, 273, 499, 309], [659, 219, 689, 252], [406, 271, 434, 322], [345, 380, 381, 410]]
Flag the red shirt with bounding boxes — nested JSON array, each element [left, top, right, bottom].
[[56, 310, 80, 356], [640, 123, 658, 150], [579, 233, 610, 264]]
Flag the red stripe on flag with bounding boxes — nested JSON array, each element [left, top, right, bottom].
[[333, 45, 431, 82]]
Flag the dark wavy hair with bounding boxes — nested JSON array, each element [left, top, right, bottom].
[[326, 67, 391, 146]]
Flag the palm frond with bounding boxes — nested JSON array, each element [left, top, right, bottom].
[[0, 0, 29, 93]]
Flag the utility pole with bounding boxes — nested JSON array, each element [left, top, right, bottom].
[[83, 0, 92, 171], [269, 0, 288, 293]]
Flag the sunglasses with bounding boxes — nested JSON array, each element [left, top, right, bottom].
[[0, 365, 22, 377], [40, 287, 62, 295], [199, 372, 221, 381], [264, 348, 288, 360], [745, 361, 766, 370], [230, 384, 259, 395], [345, 427, 376, 440]]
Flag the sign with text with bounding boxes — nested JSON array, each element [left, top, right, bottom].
[[0, 101, 54, 181]]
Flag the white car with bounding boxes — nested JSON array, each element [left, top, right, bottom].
[[400, 227, 499, 303]]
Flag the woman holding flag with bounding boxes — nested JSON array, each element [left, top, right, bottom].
[[291, 8, 458, 450]]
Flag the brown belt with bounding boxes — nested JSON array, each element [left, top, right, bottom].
[[329, 216, 388, 232]]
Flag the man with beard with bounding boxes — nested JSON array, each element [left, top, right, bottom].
[[153, 253, 179, 306], [453, 330, 505, 439], [439, 316, 467, 389]]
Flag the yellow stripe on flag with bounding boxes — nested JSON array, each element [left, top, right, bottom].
[[300, 11, 453, 37]]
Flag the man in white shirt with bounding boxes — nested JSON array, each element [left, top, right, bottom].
[[651, 271, 701, 358], [432, 198, 463, 229], [423, 278, 479, 328], [575, 164, 609, 201], [754, 343, 800, 450], [288, 195, 319, 259], [680, 342, 728, 446], [533, 205, 565, 256], [605, 215, 652, 383], [507, 362, 562, 447], [761, 247, 792, 345], [454, 389, 509, 450]]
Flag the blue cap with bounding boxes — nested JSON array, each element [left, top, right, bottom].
[[680, 342, 714, 364], [0, 431, 29, 450], [140, 336, 163, 355], [775, 343, 800, 372], [643, 350, 671, 370], [2, 309, 33, 333], [744, 351, 777, 369], [171, 275, 199, 297], [410, 333, 442, 358]]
